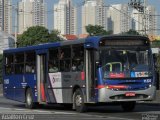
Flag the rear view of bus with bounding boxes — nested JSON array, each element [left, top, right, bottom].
[[94, 36, 156, 111]]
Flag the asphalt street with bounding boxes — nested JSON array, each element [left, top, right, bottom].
[[0, 95, 160, 120]]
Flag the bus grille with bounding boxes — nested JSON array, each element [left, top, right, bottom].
[[110, 94, 149, 100]]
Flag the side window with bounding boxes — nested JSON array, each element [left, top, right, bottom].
[[4, 54, 14, 75], [48, 49, 59, 73], [59, 46, 71, 72], [72, 45, 84, 72], [15, 53, 24, 74], [25, 51, 36, 73]]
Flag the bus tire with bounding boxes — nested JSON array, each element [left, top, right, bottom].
[[73, 89, 87, 113], [25, 88, 36, 109], [121, 101, 136, 112]]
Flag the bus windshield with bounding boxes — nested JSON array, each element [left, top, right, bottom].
[[100, 47, 152, 79]]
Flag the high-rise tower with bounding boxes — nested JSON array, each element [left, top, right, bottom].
[[54, 0, 77, 35], [18, 0, 47, 34], [82, 0, 108, 34], [108, 4, 131, 34], [0, 0, 12, 34]]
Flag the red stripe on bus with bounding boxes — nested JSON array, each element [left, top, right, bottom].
[[40, 83, 46, 102], [107, 85, 128, 89], [97, 85, 105, 89]]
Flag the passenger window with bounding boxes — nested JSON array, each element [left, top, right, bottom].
[[5, 54, 14, 75], [59, 46, 71, 72], [48, 48, 59, 73], [72, 45, 84, 72], [25, 52, 36, 73], [60, 47, 71, 59], [15, 53, 24, 74]]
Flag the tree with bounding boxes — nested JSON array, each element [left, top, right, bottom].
[[17, 26, 61, 47], [121, 29, 140, 35], [49, 30, 62, 42], [85, 24, 113, 36]]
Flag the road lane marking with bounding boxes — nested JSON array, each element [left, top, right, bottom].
[[0, 106, 76, 114], [107, 117, 135, 120], [81, 114, 135, 120], [0, 107, 11, 110]]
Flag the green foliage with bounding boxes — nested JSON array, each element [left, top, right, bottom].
[[49, 30, 62, 42], [85, 24, 113, 36], [0, 54, 3, 84], [121, 29, 140, 35], [151, 41, 160, 48], [17, 26, 61, 47]]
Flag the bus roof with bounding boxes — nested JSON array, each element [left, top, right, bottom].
[[3, 35, 149, 54]]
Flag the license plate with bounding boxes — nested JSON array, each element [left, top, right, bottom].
[[125, 92, 135, 97]]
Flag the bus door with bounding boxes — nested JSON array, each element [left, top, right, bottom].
[[85, 49, 96, 102], [36, 51, 47, 103]]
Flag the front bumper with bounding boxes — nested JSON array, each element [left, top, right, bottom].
[[98, 86, 156, 102]]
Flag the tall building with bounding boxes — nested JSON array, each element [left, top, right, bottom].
[[54, 0, 77, 35], [82, 0, 108, 34], [146, 6, 157, 35], [131, 9, 143, 34], [18, 0, 47, 34], [0, 31, 15, 53], [0, 0, 12, 34], [108, 4, 131, 34], [132, 6, 157, 35]]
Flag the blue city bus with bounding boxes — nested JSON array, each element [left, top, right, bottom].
[[3, 35, 156, 112]]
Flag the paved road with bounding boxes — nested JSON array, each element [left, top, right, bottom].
[[0, 95, 160, 120]]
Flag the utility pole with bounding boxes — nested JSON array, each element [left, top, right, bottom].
[[128, 0, 148, 35], [14, 6, 18, 48], [143, 0, 147, 35], [10, 4, 18, 48]]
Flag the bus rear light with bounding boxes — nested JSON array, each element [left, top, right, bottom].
[[81, 71, 85, 80], [106, 85, 128, 89]]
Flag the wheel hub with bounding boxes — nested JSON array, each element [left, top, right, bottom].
[[75, 95, 82, 107], [27, 93, 32, 105]]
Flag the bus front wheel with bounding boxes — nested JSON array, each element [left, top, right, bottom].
[[25, 88, 36, 109], [121, 101, 136, 112], [73, 89, 86, 112]]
